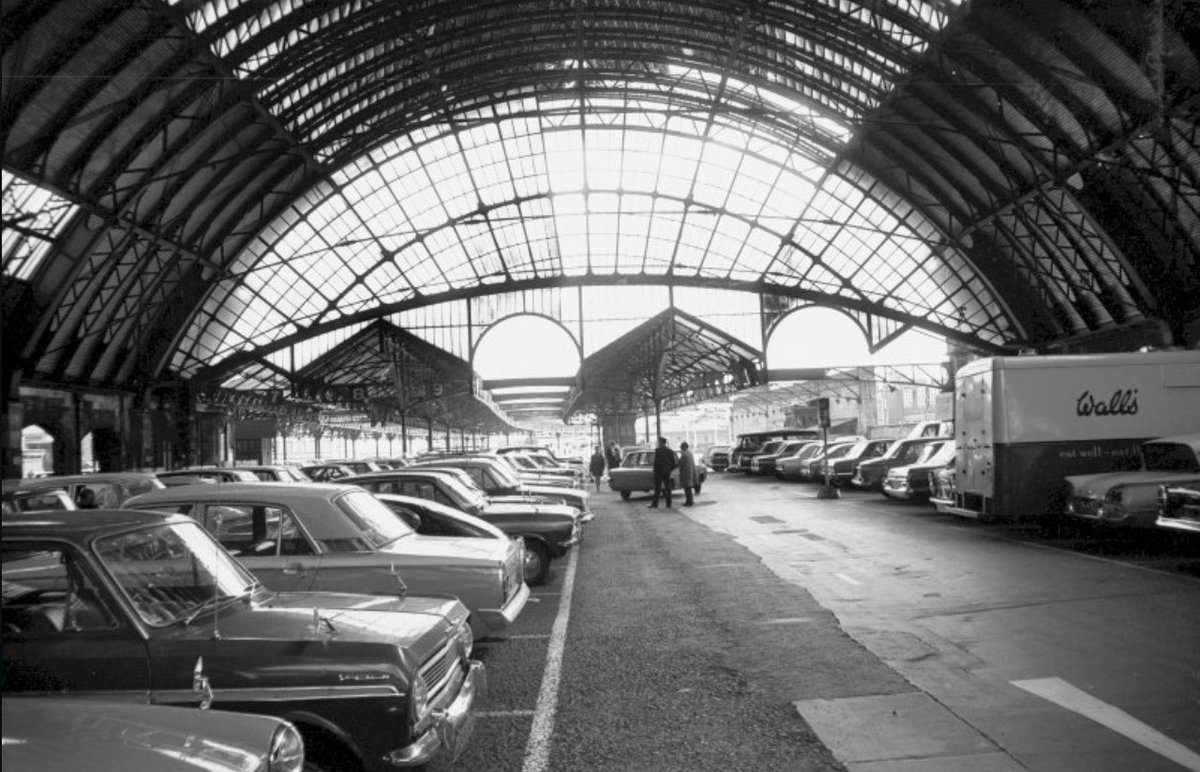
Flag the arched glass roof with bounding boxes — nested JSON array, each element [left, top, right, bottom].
[[3, 0, 1197, 402], [172, 75, 1009, 378]]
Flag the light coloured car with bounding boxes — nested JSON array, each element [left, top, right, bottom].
[[157, 467, 261, 484], [15, 472, 165, 508], [882, 441, 956, 501], [2, 697, 304, 772], [124, 482, 528, 639], [343, 469, 581, 585], [2, 486, 77, 514], [607, 448, 709, 500], [1065, 434, 1200, 528], [776, 442, 824, 480]]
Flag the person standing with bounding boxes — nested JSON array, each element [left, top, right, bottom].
[[606, 441, 622, 473], [589, 445, 606, 492], [677, 441, 698, 506], [648, 436, 677, 508]]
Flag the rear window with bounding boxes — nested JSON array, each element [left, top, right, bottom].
[[1142, 443, 1200, 473]]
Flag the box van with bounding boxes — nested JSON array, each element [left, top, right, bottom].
[[939, 350, 1200, 520]]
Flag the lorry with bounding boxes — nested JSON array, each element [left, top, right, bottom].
[[935, 350, 1200, 521]]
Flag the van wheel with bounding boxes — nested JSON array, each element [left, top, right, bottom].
[[524, 542, 551, 585], [620, 490, 631, 500]]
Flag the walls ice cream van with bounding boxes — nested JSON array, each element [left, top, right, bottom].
[[938, 350, 1200, 520]]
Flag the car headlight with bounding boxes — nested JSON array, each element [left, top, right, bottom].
[[267, 722, 305, 772], [455, 619, 474, 660], [409, 672, 431, 728]]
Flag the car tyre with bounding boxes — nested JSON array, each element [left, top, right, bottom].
[[524, 541, 552, 586], [620, 490, 631, 500]]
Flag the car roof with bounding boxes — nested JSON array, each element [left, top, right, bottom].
[[1144, 434, 1200, 450], [2, 508, 192, 540], [17, 472, 161, 485], [126, 481, 354, 503], [343, 469, 460, 480]]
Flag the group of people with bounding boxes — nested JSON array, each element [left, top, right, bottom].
[[588, 436, 702, 508]]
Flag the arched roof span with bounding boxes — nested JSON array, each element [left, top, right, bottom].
[[3, 0, 1197, 400]]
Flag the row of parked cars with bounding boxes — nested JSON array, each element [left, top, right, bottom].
[[1, 447, 592, 771], [724, 428, 1200, 535]]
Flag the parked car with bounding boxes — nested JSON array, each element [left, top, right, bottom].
[[2, 485, 77, 514], [703, 445, 731, 471], [157, 467, 261, 485], [852, 437, 950, 491], [300, 463, 355, 482], [798, 440, 861, 483], [1157, 482, 1200, 534], [327, 459, 389, 475], [124, 482, 528, 639], [2, 696, 304, 772], [495, 447, 585, 487], [343, 469, 580, 585], [409, 455, 592, 519], [607, 448, 709, 500], [2, 509, 484, 771], [1064, 434, 1200, 528], [749, 440, 809, 476], [236, 464, 314, 482], [776, 442, 824, 480], [820, 439, 894, 486], [882, 440, 957, 501], [15, 472, 164, 508], [374, 493, 511, 540]]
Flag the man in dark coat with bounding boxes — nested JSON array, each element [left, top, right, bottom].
[[606, 441, 623, 472], [649, 436, 677, 508], [589, 445, 606, 492]]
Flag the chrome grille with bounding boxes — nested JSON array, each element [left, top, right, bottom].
[[420, 638, 458, 701]]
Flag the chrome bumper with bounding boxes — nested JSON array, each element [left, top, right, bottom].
[[385, 660, 486, 767], [474, 581, 531, 640]]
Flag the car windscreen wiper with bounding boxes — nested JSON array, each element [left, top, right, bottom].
[[182, 586, 253, 626]]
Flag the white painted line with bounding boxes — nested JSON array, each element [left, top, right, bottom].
[[508, 633, 552, 639], [834, 572, 862, 586], [521, 548, 579, 772], [1012, 677, 1200, 771]]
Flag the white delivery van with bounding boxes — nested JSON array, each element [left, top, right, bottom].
[[939, 350, 1200, 520]]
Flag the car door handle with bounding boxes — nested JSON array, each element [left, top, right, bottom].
[[282, 562, 306, 575]]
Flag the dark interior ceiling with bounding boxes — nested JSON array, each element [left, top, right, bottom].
[[3, 0, 1198, 426]]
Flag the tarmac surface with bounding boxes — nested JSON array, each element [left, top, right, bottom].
[[432, 472, 1200, 772]]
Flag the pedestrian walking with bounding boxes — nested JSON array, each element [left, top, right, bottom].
[[648, 436, 676, 508], [589, 445, 606, 492], [678, 441, 698, 506]]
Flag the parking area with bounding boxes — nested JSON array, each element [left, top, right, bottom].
[[433, 471, 1200, 772]]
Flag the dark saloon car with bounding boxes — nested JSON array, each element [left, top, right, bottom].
[[343, 469, 580, 586], [851, 436, 950, 491], [2, 509, 484, 771], [819, 439, 894, 487]]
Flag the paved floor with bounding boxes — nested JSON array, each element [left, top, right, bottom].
[[682, 474, 1200, 772]]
